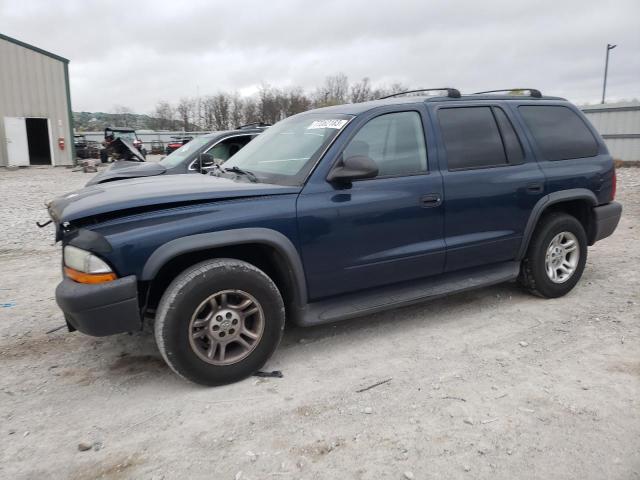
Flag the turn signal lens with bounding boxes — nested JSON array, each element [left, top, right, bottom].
[[64, 267, 117, 284]]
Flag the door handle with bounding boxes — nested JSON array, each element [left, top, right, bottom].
[[526, 183, 543, 194], [420, 194, 442, 207]]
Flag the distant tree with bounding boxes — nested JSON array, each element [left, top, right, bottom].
[[315, 73, 349, 107], [151, 101, 175, 130], [176, 97, 195, 130], [112, 104, 134, 127], [351, 77, 372, 103]]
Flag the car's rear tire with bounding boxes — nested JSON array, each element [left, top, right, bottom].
[[154, 259, 285, 386], [519, 212, 587, 298]]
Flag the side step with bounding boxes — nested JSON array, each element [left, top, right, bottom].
[[298, 261, 520, 327]]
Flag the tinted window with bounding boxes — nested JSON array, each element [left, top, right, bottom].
[[493, 107, 524, 164], [343, 111, 427, 177], [438, 107, 507, 170], [519, 106, 598, 160]]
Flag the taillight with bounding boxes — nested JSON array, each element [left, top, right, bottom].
[[611, 168, 617, 201]]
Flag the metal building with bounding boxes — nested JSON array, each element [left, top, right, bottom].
[[582, 101, 640, 162], [0, 33, 74, 167]]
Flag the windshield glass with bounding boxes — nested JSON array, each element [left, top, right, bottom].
[[111, 131, 137, 141], [222, 113, 352, 185], [160, 136, 213, 168]]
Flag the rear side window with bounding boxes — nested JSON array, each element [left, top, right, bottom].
[[438, 107, 507, 170], [519, 106, 598, 160]]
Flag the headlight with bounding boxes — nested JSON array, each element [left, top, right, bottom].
[[63, 245, 116, 283]]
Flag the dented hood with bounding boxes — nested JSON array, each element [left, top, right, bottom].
[[48, 173, 300, 225]]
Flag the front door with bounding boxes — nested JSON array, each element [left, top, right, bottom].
[[297, 108, 445, 300], [4, 117, 29, 166]]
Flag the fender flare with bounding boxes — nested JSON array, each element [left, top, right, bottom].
[[141, 228, 308, 306], [517, 188, 598, 259]]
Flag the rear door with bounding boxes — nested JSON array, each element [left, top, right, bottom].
[[430, 102, 546, 272], [4, 117, 29, 166]]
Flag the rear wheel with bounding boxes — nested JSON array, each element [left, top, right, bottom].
[[154, 259, 285, 386], [519, 212, 587, 298]]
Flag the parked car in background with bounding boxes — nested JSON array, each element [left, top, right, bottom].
[[86, 124, 268, 185], [100, 127, 147, 162], [150, 140, 164, 154], [165, 135, 193, 155], [48, 89, 621, 386]]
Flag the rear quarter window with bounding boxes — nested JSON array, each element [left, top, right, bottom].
[[519, 105, 598, 160]]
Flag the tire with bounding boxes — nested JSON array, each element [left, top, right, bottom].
[[100, 149, 108, 163], [519, 212, 587, 298], [154, 259, 285, 386]]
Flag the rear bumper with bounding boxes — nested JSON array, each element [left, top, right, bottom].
[[55, 275, 141, 336], [591, 201, 622, 244]]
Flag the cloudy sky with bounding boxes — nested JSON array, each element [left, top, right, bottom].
[[1, 0, 638, 113]]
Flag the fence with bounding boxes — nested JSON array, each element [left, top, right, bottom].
[[581, 102, 640, 162]]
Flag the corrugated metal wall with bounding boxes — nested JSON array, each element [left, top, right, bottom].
[[582, 104, 640, 162], [0, 37, 73, 166]]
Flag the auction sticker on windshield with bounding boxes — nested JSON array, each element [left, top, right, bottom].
[[307, 119, 348, 130]]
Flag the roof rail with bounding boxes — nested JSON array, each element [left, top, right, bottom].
[[380, 88, 461, 100], [236, 122, 271, 130], [472, 88, 542, 98]]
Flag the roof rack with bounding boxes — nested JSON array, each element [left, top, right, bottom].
[[472, 88, 542, 98], [236, 122, 271, 130], [380, 88, 461, 99]]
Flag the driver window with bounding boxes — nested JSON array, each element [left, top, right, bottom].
[[343, 111, 427, 177], [205, 136, 252, 163]]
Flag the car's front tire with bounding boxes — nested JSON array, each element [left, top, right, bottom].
[[154, 259, 285, 386], [519, 212, 587, 298]]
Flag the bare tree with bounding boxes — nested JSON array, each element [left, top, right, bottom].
[[350, 77, 372, 103], [211, 93, 231, 130], [315, 73, 349, 107], [176, 97, 195, 130], [112, 104, 134, 127], [151, 101, 175, 130]]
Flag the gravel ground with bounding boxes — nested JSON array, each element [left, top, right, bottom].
[[0, 166, 639, 480]]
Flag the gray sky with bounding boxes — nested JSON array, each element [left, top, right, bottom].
[[1, 0, 638, 113]]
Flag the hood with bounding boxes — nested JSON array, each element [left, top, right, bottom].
[[86, 161, 167, 186], [49, 173, 300, 225]]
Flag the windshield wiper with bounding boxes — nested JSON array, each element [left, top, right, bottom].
[[223, 165, 259, 183]]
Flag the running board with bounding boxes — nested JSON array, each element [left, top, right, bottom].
[[298, 261, 520, 327]]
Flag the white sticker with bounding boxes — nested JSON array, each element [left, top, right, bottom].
[[307, 119, 348, 130]]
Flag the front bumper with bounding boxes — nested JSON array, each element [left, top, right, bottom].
[[591, 201, 623, 244], [55, 275, 141, 336]]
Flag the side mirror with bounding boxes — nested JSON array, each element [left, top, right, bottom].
[[327, 155, 378, 184], [200, 153, 215, 168]]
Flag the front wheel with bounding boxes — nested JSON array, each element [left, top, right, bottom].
[[519, 212, 587, 298], [154, 259, 285, 386]]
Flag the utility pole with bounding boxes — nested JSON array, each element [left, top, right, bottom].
[[601, 43, 617, 104]]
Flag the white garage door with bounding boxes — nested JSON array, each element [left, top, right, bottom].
[[4, 117, 29, 166]]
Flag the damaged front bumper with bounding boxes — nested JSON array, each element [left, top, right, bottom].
[[55, 275, 142, 336]]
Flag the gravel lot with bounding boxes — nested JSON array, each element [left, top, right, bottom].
[[1, 166, 639, 480]]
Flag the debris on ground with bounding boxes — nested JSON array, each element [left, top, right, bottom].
[[356, 378, 392, 393], [253, 370, 283, 378]]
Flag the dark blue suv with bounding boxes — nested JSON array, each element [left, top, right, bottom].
[[48, 88, 622, 385]]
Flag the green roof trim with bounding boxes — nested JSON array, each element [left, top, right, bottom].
[[0, 32, 69, 64]]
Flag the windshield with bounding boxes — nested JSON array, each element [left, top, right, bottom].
[[111, 131, 137, 141], [223, 113, 352, 185], [160, 136, 213, 168]]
